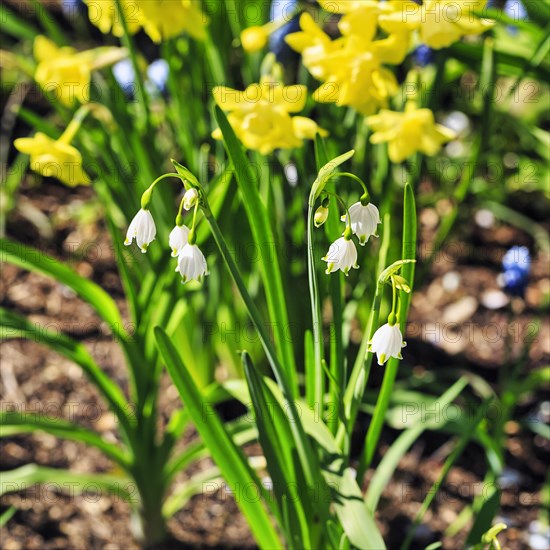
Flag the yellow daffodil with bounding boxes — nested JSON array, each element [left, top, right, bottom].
[[212, 78, 327, 154], [139, 0, 208, 43], [366, 102, 455, 163], [33, 36, 127, 106], [14, 132, 90, 187], [286, 14, 398, 115], [83, 0, 208, 42], [83, 0, 143, 37], [380, 0, 492, 49]]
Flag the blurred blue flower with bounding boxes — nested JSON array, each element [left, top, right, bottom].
[[413, 45, 433, 67], [113, 59, 135, 95], [269, 0, 300, 63], [502, 245, 531, 275], [147, 59, 170, 92], [501, 246, 530, 296]]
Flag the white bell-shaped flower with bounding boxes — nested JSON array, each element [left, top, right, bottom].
[[368, 322, 406, 365], [322, 236, 358, 275], [183, 188, 199, 210], [169, 224, 190, 257], [176, 243, 208, 283], [341, 202, 381, 245], [125, 209, 156, 253]]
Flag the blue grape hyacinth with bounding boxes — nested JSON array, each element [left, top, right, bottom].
[[501, 246, 531, 296]]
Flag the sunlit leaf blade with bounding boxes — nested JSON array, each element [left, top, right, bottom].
[[0, 239, 126, 339], [213, 106, 297, 391], [154, 327, 282, 550], [0, 411, 130, 469], [0, 308, 134, 438], [0, 464, 134, 501]]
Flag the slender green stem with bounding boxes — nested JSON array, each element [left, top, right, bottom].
[[307, 203, 325, 411], [327, 172, 370, 197]]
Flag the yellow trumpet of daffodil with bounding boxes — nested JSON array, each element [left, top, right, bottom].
[[286, 14, 398, 115], [366, 101, 455, 163], [14, 107, 91, 187], [379, 0, 493, 50], [212, 77, 327, 154], [83, 0, 208, 43], [33, 36, 127, 106]]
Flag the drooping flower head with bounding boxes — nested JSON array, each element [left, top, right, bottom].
[[169, 224, 190, 257], [341, 201, 381, 245], [323, 236, 359, 275], [125, 209, 156, 253], [176, 243, 208, 283], [368, 321, 407, 366]]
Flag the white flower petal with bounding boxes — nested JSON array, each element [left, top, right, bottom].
[[368, 323, 405, 365], [125, 209, 156, 253], [169, 225, 190, 257], [177, 243, 208, 283], [344, 202, 382, 245], [323, 237, 358, 275]]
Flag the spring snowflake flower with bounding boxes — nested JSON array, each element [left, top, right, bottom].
[[14, 132, 90, 187], [176, 243, 208, 283], [323, 236, 358, 275], [169, 225, 190, 257], [341, 202, 381, 245], [379, 0, 493, 50], [183, 188, 199, 210], [368, 322, 406, 365], [125, 209, 156, 253], [212, 77, 327, 154], [366, 103, 455, 163]]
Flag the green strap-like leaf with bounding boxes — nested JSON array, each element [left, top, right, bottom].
[[0, 308, 135, 440], [0, 411, 130, 470], [1, 464, 135, 502], [0, 239, 127, 340], [154, 327, 282, 550], [213, 106, 297, 393]]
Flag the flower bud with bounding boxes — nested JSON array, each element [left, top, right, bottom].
[[314, 205, 329, 227], [241, 26, 268, 53], [183, 188, 199, 210]]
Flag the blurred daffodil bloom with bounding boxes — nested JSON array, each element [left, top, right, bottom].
[[14, 132, 90, 187], [379, 0, 493, 49], [212, 78, 327, 154], [83, 0, 208, 43], [33, 36, 127, 106], [286, 14, 398, 115], [83, 0, 143, 37], [366, 102, 455, 163], [139, 0, 208, 43]]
